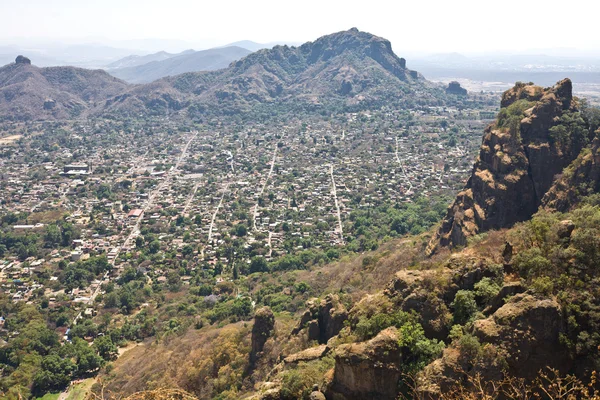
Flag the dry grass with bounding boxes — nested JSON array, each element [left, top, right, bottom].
[[0, 134, 22, 145]]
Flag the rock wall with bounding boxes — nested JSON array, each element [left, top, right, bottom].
[[292, 294, 348, 344], [543, 136, 600, 211], [328, 327, 403, 400], [428, 79, 583, 254], [250, 307, 275, 365]]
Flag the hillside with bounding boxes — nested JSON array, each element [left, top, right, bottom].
[[0, 56, 129, 120], [104, 28, 437, 117], [90, 79, 600, 400], [107, 46, 252, 84], [427, 78, 599, 253], [0, 29, 443, 120]]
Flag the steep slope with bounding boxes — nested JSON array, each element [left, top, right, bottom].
[[105, 28, 433, 116], [107, 46, 252, 84], [0, 29, 439, 120], [0, 56, 129, 120], [427, 78, 591, 253]]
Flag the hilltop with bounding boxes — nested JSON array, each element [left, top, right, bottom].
[[0, 56, 129, 120], [0, 29, 445, 120]]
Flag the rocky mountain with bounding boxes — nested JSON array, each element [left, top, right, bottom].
[[107, 46, 252, 84], [427, 78, 595, 253], [0, 56, 129, 120], [105, 28, 432, 117], [0, 29, 438, 120]]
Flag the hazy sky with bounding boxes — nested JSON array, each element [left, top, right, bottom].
[[1, 0, 600, 54]]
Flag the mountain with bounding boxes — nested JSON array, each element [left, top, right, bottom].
[[427, 78, 598, 254], [105, 51, 181, 69], [105, 28, 432, 117], [106, 46, 252, 84], [0, 29, 436, 120], [0, 56, 129, 120]]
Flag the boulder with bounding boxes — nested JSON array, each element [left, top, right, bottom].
[[556, 219, 575, 239], [284, 344, 329, 364], [15, 55, 31, 65], [473, 294, 568, 378], [484, 281, 526, 315], [292, 295, 348, 344], [329, 327, 403, 400]]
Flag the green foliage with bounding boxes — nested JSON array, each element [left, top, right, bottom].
[[279, 357, 335, 400], [451, 290, 478, 325], [397, 322, 445, 374], [32, 355, 75, 395], [497, 99, 535, 135], [93, 335, 118, 361], [474, 277, 501, 304], [531, 276, 554, 296], [353, 310, 416, 341], [549, 110, 588, 152]]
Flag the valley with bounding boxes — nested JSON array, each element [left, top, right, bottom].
[[0, 25, 600, 400]]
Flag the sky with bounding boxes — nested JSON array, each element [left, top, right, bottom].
[[1, 0, 600, 55]]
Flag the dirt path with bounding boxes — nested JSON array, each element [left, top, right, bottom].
[[329, 164, 344, 244]]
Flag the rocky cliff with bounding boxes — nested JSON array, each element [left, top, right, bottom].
[[428, 79, 588, 253], [542, 136, 600, 211]]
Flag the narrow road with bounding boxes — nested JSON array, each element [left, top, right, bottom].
[[329, 164, 344, 244], [395, 137, 414, 194], [208, 183, 229, 243], [183, 181, 201, 215], [252, 143, 279, 231]]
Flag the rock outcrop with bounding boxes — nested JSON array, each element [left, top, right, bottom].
[[250, 307, 275, 365], [428, 79, 585, 254], [543, 136, 600, 212], [328, 327, 403, 400], [418, 294, 568, 396], [446, 81, 467, 95], [473, 294, 568, 378], [15, 55, 31, 65], [292, 294, 348, 344]]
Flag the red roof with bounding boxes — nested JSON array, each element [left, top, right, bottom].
[[128, 209, 143, 218]]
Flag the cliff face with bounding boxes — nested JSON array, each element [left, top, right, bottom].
[[542, 137, 600, 211], [428, 79, 585, 253]]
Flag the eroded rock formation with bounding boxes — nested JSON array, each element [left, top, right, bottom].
[[250, 307, 275, 365], [328, 327, 403, 400], [292, 294, 348, 344], [446, 81, 467, 95], [428, 79, 585, 254]]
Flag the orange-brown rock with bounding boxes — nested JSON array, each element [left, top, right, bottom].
[[428, 79, 583, 254], [328, 327, 403, 400]]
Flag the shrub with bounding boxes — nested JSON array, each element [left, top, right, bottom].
[[474, 277, 501, 304], [451, 290, 478, 325], [531, 276, 554, 296]]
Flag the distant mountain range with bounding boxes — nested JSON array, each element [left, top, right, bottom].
[[106, 46, 252, 84], [0, 28, 436, 121]]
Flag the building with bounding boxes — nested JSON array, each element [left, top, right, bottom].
[[63, 164, 90, 175]]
